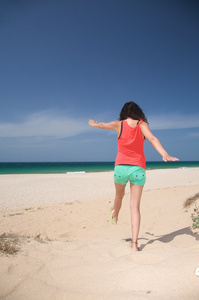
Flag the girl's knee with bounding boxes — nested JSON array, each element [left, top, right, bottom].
[[130, 200, 140, 210]]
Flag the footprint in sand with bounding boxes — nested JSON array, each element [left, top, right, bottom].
[[130, 252, 165, 265], [108, 244, 165, 265]]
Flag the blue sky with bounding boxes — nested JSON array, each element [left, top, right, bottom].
[[0, 0, 199, 162]]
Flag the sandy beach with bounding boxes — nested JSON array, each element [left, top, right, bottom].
[[0, 168, 199, 300]]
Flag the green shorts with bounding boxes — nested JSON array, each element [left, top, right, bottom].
[[114, 165, 146, 185]]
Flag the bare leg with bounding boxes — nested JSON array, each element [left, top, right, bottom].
[[130, 183, 144, 251], [112, 182, 126, 223]]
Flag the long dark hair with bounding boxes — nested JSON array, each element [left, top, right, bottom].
[[119, 102, 148, 123]]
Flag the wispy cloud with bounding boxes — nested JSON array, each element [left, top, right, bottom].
[[0, 110, 91, 139], [148, 113, 199, 130], [187, 132, 199, 138], [1, 111, 199, 139]]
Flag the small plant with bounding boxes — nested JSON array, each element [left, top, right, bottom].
[[184, 192, 199, 208], [184, 193, 199, 230], [191, 205, 199, 229], [0, 233, 21, 255], [34, 234, 46, 244], [0, 233, 51, 256], [33, 234, 51, 243]]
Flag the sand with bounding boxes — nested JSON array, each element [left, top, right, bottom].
[[0, 168, 199, 300]]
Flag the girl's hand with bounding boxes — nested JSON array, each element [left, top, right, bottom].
[[88, 119, 98, 127], [162, 154, 179, 162]]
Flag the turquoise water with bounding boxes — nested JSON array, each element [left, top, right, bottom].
[[0, 161, 199, 174]]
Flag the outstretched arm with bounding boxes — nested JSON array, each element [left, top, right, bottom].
[[88, 119, 121, 136], [140, 122, 179, 162]]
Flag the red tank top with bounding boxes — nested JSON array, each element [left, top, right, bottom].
[[115, 120, 146, 169]]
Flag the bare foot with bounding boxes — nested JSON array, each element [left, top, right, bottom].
[[110, 209, 118, 224], [131, 241, 139, 251]]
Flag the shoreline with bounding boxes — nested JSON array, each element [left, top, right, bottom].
[[0, 165, 199, 173], [0, 161, 199, 175]]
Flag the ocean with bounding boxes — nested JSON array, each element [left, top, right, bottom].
[[0, 161, 199, 174]]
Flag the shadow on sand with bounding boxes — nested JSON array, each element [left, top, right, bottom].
[[124, 227, 199, 251]]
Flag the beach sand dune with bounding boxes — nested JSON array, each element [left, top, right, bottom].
[[0, 168, 199, 299]]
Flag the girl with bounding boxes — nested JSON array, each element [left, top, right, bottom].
[[89, 102, 179, 251]]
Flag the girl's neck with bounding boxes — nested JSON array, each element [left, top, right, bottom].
[[127, 117, 139, 121]]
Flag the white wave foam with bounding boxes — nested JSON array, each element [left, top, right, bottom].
[[66, 171, 86, 174]]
